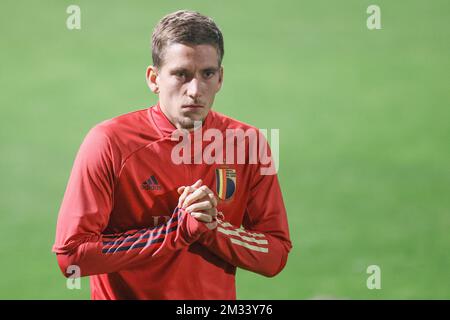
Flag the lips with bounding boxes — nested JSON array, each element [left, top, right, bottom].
[[182, 104, 204, 109]]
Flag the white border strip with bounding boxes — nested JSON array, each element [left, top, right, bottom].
[[218, 227, 268, 245], [229, 238, 269, 253]]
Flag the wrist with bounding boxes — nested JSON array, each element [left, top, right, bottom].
[[179, 208, 211, 242]]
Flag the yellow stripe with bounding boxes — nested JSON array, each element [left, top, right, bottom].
[[219, 169, 224, 199]]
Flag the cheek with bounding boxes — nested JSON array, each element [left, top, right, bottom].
[[206, 82, 220, 96], [159, 79, 181, 94]]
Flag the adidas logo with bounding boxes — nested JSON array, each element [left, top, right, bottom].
[[142, 175, 162, 191]]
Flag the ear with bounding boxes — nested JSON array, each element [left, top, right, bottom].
[[216, 66, 224, 92], [146, 66, 160, 94]]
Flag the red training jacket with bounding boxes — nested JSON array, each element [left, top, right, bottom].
[[53, 103, 292, 299]]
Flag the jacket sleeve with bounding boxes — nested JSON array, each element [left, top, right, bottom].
[[52, 126, 209, 278], [198, 140, 292, 277]]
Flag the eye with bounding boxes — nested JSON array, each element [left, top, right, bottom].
[[175, 71, 186, 78], [203, 70, 215, 79]]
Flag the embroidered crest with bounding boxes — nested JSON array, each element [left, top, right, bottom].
[[215, 168, 236, 200]]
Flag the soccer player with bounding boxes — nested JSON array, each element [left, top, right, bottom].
[[53, 10, 292, 299]]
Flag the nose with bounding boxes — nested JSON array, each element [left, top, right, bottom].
[[186, 78, 201, 100]]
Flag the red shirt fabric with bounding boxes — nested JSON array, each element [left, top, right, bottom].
[[53, 103, 292, 300]]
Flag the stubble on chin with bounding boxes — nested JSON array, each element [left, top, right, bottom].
[[177, 117, 195, 130], [177, 111, 209, 130]]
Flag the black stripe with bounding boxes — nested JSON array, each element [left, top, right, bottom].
[[102, 238, 165, 254], [100, 212, 184, 254], [102, 224, 178, 246], [216, 169, 220, 195]]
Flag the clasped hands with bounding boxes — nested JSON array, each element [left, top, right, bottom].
[[177, 179, 219, 229]]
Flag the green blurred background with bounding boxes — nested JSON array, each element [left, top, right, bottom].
[[0, 0, 449, 299]]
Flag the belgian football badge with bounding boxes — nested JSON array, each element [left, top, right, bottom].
[[215, 168, 236, 201]]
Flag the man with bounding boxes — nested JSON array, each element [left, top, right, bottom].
[[53, 10, 292, 300]]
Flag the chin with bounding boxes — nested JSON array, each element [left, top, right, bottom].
[[181, 111, 207, 122], [178, 117, 200, 129]]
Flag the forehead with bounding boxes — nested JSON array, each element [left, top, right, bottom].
[[160, 43, 220, 70]]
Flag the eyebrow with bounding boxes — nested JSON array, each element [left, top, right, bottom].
[[170, 66, 220, 73]]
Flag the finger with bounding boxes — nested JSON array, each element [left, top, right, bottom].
[[192, 184, 217, 207], [205, 207, 218, 219], [185, 200, 213, 213], [204, 208, 218, 230], [177, 180, 202, 206], [203, 188, 217, 207], [191, 208, 218, 221], [182, 186, 210, 208], [179, 179, 202, 195], [190, 211, 213, 223], [178, 187, 188, 207], [192, 179, 202, 188], [178, 179, 202, 196], [178, 186, 194, 207]]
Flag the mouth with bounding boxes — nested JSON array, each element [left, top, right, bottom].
[[181, 104, 205, 110]]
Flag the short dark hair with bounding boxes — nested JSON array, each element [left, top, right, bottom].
[[151, 10, 224, 68]]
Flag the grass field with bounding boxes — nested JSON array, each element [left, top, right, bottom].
[[0, 0, 449, 299]]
